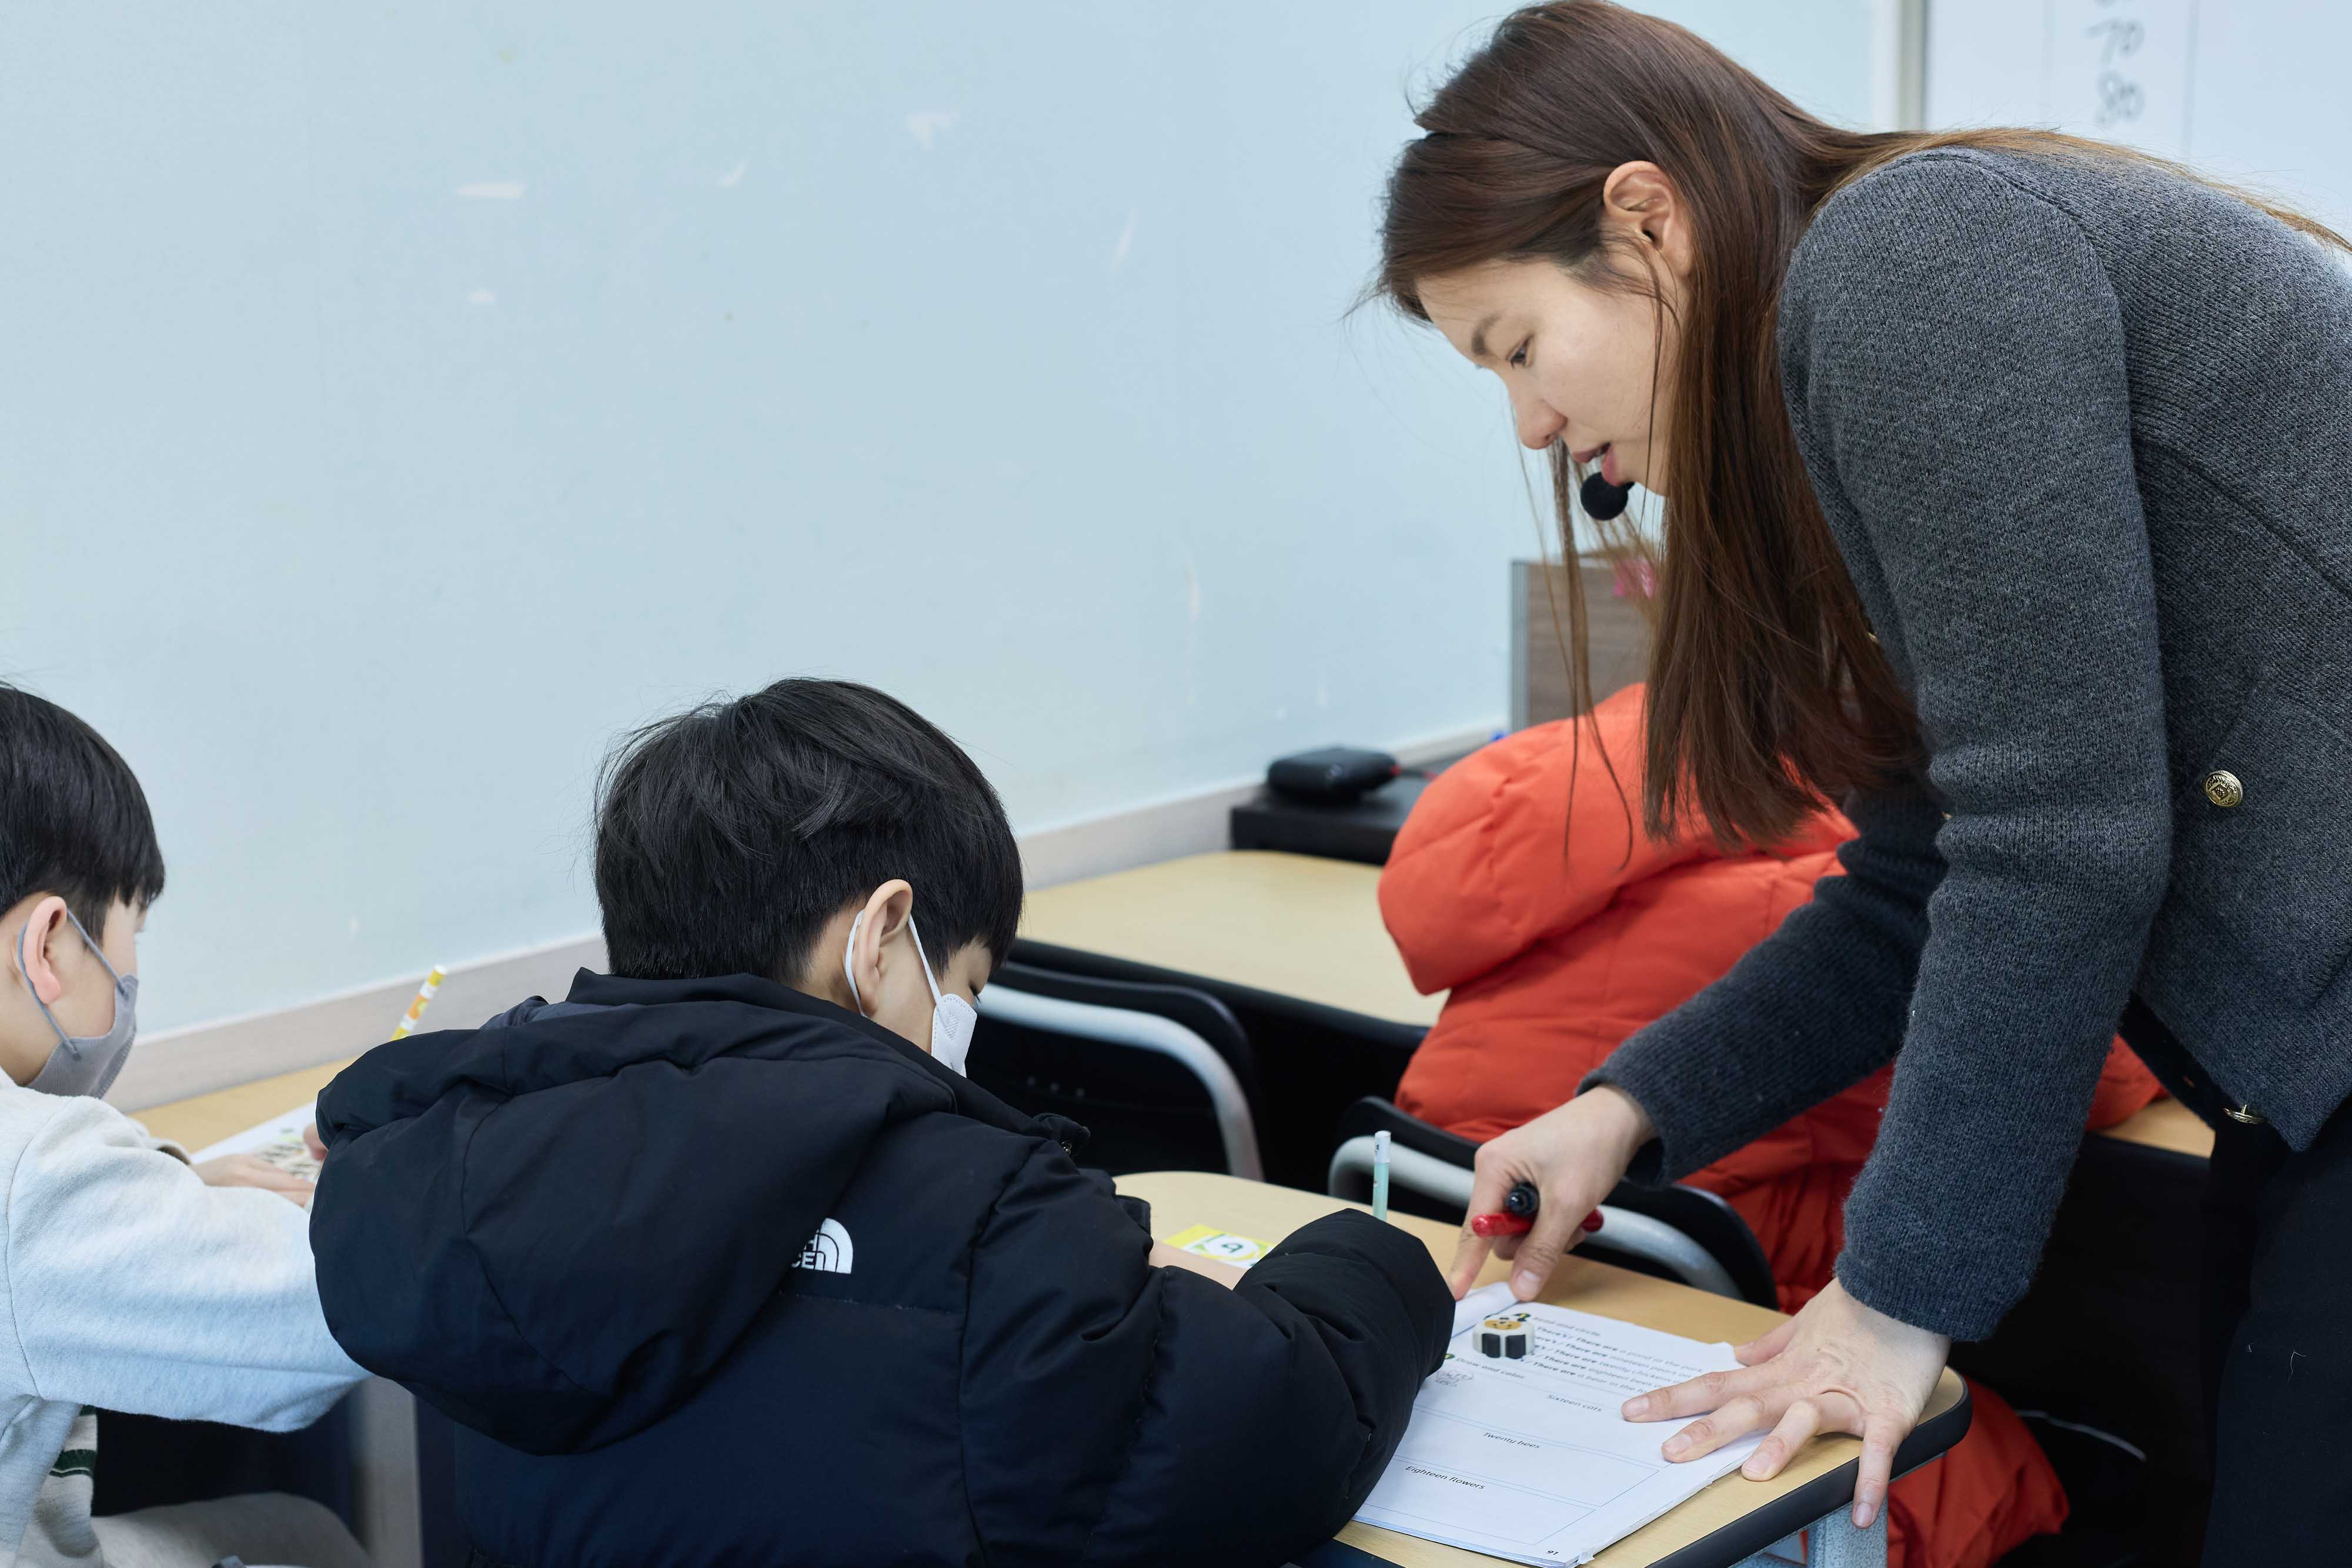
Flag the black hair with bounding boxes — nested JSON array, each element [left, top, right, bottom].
[[0, 684, 168, 940], [594, 678, 1023, 987]]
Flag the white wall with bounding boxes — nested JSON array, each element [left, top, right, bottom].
[[0, 2, 1875, 1037], [1926, 0, 2352, 239]]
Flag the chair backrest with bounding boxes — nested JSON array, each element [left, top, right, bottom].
[[1325, 1098, 1779, 1308], [969, 962, 1265, 1181], [1007, 937, 1425, 1192]]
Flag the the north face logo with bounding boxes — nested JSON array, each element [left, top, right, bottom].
[[793, 1218, 853, 1275]]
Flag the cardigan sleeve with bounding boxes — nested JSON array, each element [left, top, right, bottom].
[[1594, 153, 2172, 1340]]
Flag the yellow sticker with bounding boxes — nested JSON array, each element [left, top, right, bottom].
[[1165, 1223, 1269, 1268]]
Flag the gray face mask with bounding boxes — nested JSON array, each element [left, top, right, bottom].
[[15, 907, 138, 1099]]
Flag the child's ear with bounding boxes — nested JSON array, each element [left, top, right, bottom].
[[845, 880, 914, 1017], [11, 897, 72, 1008]]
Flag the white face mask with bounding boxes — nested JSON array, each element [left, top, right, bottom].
[[842, 911, 978, 1078]]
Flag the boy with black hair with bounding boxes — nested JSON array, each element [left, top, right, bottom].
[[0, 684, 369, 1567], [311, 678, 1451, 1568]]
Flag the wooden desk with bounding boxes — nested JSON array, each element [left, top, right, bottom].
[[1031, 851, 2217, 1162], [1120, 1171, 1967, 1568], [2094, 1096, 2214, 1159], [1023, 851, 1439, 1027], [133, 1058, 353, 1152]]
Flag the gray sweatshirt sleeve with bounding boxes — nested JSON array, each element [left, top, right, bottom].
[[1, 1094, 365, 1428], [1596, 154, 2174, 1340]]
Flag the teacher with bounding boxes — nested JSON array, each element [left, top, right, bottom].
[[1374, 4, 2352, 1562]]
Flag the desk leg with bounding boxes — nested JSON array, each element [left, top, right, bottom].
[[1733, 1507, 1886, 1568], [1805, 1507, 1886, 1568], [346, 1378, 422, 1568]]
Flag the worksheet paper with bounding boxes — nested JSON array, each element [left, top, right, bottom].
[[190, 1103, 320, 1182], [1354, 1283, 1763, 1566]]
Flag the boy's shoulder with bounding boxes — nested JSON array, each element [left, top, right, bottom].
[[0, 1084, 168, 1174], [790, 1104, 1138, 1313], [852, 1095, 1093, 1231], [0, 1086, 203, 1239]]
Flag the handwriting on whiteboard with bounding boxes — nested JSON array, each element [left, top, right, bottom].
[[2050, 0, 2196, 159]]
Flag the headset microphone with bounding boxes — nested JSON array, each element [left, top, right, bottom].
[[1579, 469, 1637, 521]]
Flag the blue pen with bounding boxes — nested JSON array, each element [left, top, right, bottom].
[[1372, 1129, 1391, 1222]]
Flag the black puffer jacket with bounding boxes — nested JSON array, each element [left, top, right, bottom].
[[309, 970, 1449, 1568]]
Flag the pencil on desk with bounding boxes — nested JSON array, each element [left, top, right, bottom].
[[389, 965, 447, 1041], [1372, 1129, 1391, 1222]]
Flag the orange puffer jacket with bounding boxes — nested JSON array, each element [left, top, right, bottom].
[[1381, 686, 2161, 1568]]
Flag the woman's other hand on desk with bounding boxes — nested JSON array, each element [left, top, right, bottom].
[[1624, 1278, 1949, 1530], [194, 1154, 315, 1208], [1448, 1085, 1654, 1300]]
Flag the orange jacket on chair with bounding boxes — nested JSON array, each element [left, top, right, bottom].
[[1380, 686, 2163, 1568]]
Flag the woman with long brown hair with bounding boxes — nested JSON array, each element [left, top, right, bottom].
[[1377, 5, 2352, 1562]]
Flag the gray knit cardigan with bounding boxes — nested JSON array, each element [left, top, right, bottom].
[[1589, 148, 2352, 1340]]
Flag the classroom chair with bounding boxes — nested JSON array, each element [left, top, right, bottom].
[[1008, 937, 1424, 1190], [90, 1403, 356, 1530], [968, 962, 1267, 1180], [1324, 1098, 1779, 1308], [1945, 1125, 2213, 1552]]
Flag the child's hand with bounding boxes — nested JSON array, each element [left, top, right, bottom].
[[303, 1122, 328, 1163], [1148, 1241, 1245, 1288], [194, 1154, 315, 1208]]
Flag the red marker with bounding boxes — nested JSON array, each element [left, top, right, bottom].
[[1469, 1209, 1603, 1238]]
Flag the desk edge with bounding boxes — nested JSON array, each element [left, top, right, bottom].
[[1306, 1383, 1972, 1568], [1639, 1380, 1973, 1568]]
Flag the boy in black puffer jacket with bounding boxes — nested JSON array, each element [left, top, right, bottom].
[[308, 678, 1450, 1568]]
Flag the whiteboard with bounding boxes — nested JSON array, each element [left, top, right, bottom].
[[1925, 0, 2352, 240]]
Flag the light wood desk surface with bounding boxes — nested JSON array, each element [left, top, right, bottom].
[[138, 851, 2219, 1166], [134, 1058, 353, 1152], [1023, 851, 1440, 1026], [1031, 850, 2214, 1161], [1121, 1171, 1965, 1568]]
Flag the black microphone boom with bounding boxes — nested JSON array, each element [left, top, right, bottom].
[[1579, 470, 1636, 521]]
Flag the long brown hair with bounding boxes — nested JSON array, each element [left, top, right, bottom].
[[1377, 1, 2346, 849]]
